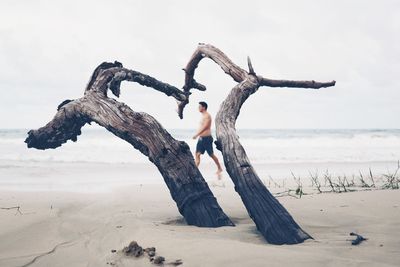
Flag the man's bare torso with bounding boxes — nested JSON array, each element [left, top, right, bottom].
[[199, 112, 212, 137]]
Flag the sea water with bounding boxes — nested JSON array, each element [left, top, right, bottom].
[[0, 128, 399, 191]]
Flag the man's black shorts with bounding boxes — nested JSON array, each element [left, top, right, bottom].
[[196, 135, 214, 156]]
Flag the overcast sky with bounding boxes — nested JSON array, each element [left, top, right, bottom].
[[1, 0, 399, 130]]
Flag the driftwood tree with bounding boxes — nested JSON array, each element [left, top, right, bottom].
[[179, 44, 335, 244], [25, 61, 233, 228], [25, 45, 335, 245]]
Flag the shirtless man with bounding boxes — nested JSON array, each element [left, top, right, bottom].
[[192, 101, 223, 175]]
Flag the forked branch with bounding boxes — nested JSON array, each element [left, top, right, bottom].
[[178, 43, 335, 118]]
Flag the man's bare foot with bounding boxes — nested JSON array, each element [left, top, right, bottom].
[[216, 168, 223, 179]]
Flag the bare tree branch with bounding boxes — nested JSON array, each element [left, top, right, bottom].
[[25, 100, 88, 149], [178, 43, 248, 118], [178, 43, 335, 119], [1, 206, 23, 215], [259, 77, 336, 88], [85, 61, 187, 102]]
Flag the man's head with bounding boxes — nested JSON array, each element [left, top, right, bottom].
[[198, 101, 208, 113]]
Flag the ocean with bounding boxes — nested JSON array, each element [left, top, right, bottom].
[[1, 128, 399, 192]]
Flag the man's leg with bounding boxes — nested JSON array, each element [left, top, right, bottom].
[[210, 153, 223, 174], [195, 152, 201, 167]]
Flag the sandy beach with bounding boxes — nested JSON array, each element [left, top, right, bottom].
[[1, 129, 400, 266], [1, 180, 399, 267]]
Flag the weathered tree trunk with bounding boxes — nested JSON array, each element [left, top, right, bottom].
[[25, 62, 233, 228], [180, 44, 335, 244]]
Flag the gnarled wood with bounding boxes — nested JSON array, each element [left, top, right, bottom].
[[259, 77, 336, 88], [25, 62, 233, 228], [181, 43, 336, 244]]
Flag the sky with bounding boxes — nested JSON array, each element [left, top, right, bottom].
[[0, 0, 399, 130]]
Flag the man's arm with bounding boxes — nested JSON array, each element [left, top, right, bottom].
[[193, 115, 211, 139]]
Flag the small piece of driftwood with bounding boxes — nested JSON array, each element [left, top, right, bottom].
[[350, 232, 368, 245]]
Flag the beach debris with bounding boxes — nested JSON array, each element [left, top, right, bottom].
[[145, 247, 156, 257], [111, 249, 117, 253], [123, 241, 143, 257], [291, 172, 304, 198], [349, 232, 367, 245], [0, 206, 23, 215], [301, 163, 399, 195], [153, 256, 165, 265], [168, 259, 183, 266], [120, 240, 182, 265], [382, 160, 400, 189]]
